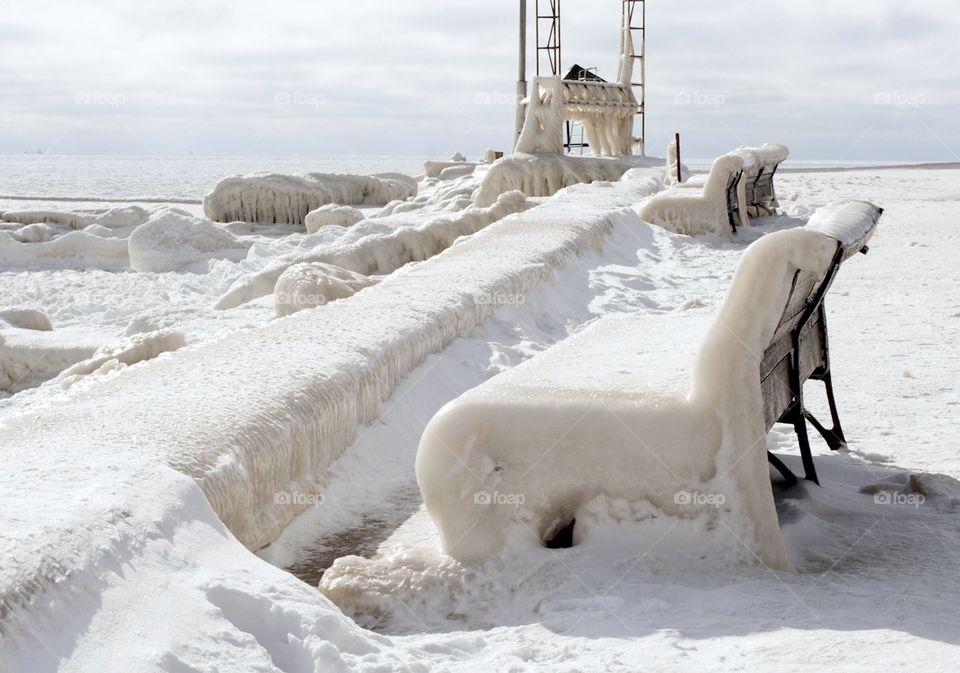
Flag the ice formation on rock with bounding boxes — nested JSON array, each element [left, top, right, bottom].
[[56, 329, 186, 389], [203, 173, 418, 225], [9, 222, 58, 243], [0, 229, 130, 270], [416, 202, 879, 570], [0, 307, 53, 331], [474, 153, 653, 207], [423, 160, 478, 179], [0, 328, 104, 392], [274, 263, 376, 317], [216, 190, 534, 310], [0, 205, 150, 230], [128, 208, 252, 272], [304, 204, 365, 234], [638, 155, 743, 236]]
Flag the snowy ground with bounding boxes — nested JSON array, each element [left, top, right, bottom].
[[269, 165, 960, 670], [1, 163, 958, 672]]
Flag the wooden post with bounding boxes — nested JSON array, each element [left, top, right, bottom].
[[675, 132, 682, 184]]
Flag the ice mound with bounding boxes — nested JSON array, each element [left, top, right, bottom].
[[0, 307, 53, 331], [274, 263, 376, 317], [0, 229, 130, 270], [376, 174, 478, 217], [10, 222, 58, 243], [0, 205, 150, 229], [423, 160, 477, 179], [304, 204, 365, 234], [128, 208, 252, 272], [638, 154, 743, 236], [56, 329, 186, 389], [0, 328, 105, 392], [216, 190, 533, 310], [473, 153, 651, 207], [203, 173, 418, 224]]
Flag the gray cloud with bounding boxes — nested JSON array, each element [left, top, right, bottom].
[[0, 0, 957, 160]]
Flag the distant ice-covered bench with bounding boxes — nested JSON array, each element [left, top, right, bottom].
[[643, 144, 789, 235], [416, 200, 882, 570], [730, 144, 789, 223]]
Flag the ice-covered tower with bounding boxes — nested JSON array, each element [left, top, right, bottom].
[[514, 0, 646, 157]]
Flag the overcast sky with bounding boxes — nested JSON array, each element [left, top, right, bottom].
[[1, 0, 957, 160]]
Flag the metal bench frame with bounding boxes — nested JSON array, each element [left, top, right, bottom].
[[760, 208, 882, 486], [745, 163, 780, 217], [726, 170, 744, 234]]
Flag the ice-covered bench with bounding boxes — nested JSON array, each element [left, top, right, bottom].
[[638, 154, 744, 235], [761, 200, 882, 485], [664, 144, 789, 233], [416, 200, 882, 570], [729, 144, 789, 223]]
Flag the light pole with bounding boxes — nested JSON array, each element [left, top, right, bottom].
[[515, 0, 527, 144]]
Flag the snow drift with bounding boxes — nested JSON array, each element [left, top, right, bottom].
[[127, 208, 252, 272], [274, 263, 376, 317], [203, 173, 418, 225], [416, 200, 880, 570], [215, 190, 534, 310]]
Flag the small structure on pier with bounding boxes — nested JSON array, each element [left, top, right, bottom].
[[515, 0, 646, 157]]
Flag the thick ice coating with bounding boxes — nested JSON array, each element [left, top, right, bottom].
[[128, 208, 252, 272], [415, 201, 879, 570], [304, 204, 365, 233], [216, 190, 533, 310], [474, 153, 653, 207], [274, 263, 376, 317], [203, 173, 417, 224], [638, 154, 743, 236]]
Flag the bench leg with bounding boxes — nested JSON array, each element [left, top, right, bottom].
[[804, 372, 847, 451], [790, 405, 820, 485], [767, 451, 798, 487]]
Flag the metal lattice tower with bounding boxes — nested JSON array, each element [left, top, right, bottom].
[[535, 0, 561, 76], [622, 0, 646, 155]]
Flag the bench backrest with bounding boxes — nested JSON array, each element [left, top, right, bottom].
[[759, 201, 883, 429]]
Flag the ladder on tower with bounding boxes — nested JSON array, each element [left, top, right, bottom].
[[622, 0, 646, 155], [535, 0, 561, 78]]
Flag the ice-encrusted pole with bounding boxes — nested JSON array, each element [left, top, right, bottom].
[[515, 0, 528, 143], [675, 132, 682, 184]]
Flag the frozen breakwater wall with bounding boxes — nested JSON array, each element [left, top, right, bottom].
[[0, 172, 662, 632]]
